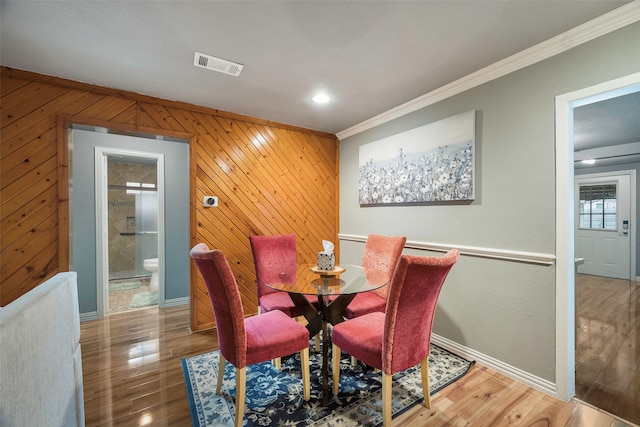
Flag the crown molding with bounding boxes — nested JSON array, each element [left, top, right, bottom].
[[336, 2, 640, 141]]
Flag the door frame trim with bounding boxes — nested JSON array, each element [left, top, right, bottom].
[[555, 71, 640, 401], [95, 147, 165, 318], [59, 116, 193, 320]]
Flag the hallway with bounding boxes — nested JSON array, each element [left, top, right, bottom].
[[576, 274, 640, 425]]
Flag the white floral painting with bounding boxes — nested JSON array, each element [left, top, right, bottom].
[[359, 110, 475, 205]]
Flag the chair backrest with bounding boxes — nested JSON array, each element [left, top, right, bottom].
[[361, 234, 407, 299], [190, 243, 247, 368], [382, 250, 459, 375], [249, 234, 298, 299]]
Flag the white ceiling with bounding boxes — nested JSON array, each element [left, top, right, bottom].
[[573, 88, 640, 169], [1, 0, 636, 138], [2, 0, 639, 170]]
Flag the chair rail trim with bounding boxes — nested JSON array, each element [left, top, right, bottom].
[[338, 234, 555, 266]]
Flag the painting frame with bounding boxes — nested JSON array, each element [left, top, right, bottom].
[[358, 110, 476, 206]]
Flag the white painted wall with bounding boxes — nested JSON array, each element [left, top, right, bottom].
[[339, 22, 640, 391]]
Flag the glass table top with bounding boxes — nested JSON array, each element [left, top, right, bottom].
[[265, 264, 388, 296]]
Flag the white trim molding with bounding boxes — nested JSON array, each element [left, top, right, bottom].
[[432, 334, 557, 397], [337, 2, 640, 140], [338, 233, 555, 266], [554, 71, 640, 402], [94, 147, 166, 317], [164, 297, 190, 307], [80, 311, 98, 322], [79, 298, 189, 321]]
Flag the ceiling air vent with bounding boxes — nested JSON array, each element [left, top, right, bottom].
[[193, 52, 243, 77]]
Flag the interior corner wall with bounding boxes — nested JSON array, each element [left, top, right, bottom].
[[339, 22, 640, 384]]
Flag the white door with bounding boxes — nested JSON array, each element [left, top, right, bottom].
[[575, 172, 631, 279]]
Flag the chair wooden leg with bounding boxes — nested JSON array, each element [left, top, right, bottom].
[[234, 367, 246, 427], [420, 356, 431, 408], [315, 333, 321, 352], [331, 344, 341, 395], [382, 372, 392, 427], [217, 355, 226, 394], [262, 307, 284, 370], [351, 355, 357, 367], [301, 348, 310, 401]]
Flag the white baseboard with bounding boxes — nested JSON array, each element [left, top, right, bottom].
[[431, 334, 557, 398], [80, 297, 189, 321], [164, 297, 189, 307], [80, 311, 98, 322]]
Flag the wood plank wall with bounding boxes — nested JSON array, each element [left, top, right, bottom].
[[0, 67, 339, 331]]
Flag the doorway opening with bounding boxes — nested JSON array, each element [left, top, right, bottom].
[[96, 147, 165, 316], [69, 126, 190, 322], [105, 155, 161, 314], [555, 71, 640, 415], [572, 95, 640, 423]]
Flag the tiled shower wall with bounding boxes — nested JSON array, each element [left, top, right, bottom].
[[108, 161, 157, 278]]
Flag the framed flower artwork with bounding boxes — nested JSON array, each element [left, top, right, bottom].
[[358, 110, 475, 205]]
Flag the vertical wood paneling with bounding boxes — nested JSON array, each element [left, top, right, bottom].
[[0, 67, 338, 333]]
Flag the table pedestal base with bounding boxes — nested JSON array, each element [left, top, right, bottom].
[[289, 292, 355, 405]]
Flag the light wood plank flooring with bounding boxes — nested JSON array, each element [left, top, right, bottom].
[[576, 274, 640, 425], [80, 305, 636, 426]]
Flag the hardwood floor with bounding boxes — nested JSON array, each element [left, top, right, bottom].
[[80, 305, 636, 427], [576, 274, 640, 425], [81, 306, 216, 426]]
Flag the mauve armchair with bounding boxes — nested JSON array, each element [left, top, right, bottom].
[[190, 243, 310, 427], [331, 250, 460, 426], [342, 234, 406, 319]]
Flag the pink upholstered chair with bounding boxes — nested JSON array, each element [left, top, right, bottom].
[[249, 234, 315, 317], [190, 243, 310, 427], [342, 234, 406, 319], [331, 250, 460, 426], [250, 234, 321, 359]]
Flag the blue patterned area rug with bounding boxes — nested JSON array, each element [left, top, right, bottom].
[[181, 343, 474, 426]]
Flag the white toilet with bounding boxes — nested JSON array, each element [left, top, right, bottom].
[[143, 258, 159, 291]]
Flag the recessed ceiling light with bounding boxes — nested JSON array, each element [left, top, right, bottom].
[[581, 159, 596, 165], [312, 93, 331, 104]]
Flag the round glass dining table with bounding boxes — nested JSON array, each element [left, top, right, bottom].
[[265, 264, 389, 405]]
